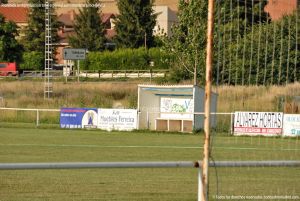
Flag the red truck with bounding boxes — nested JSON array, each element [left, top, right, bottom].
[[0, 62, 18, 76]]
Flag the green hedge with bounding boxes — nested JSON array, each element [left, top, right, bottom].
[[82, 48, 173, 70]]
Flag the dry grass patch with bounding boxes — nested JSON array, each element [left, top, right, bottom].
[[1, 81, 300, 113]]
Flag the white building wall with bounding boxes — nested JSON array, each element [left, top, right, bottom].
[[153, 6, 178, 36], [138, 88, 160, 130]]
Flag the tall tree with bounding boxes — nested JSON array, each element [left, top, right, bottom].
[[164, 0, 208, 85], [69, 0, 106, 51], [214, 0, 269, 85], [165, 0, 268, 85], [224, 9, 300, 85], [114, 0, 157, 48], [21, 0, 59, 69], [22, 0, 59, 52], [0, 14, 23, 62]]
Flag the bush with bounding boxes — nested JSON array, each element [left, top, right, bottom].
[[82, 47, 173, 71], [20, 51, 44, 70]]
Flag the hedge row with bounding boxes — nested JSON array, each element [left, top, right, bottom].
[[81, 48, 173, 70]]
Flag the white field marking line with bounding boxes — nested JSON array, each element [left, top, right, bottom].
[[0, 144, 299, 151]]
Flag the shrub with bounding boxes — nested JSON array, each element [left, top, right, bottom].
[[82, 47, 173, 71], [20, 51, 44, 70]]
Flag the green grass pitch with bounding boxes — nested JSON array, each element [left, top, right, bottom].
[[0, 128, 299, 201]]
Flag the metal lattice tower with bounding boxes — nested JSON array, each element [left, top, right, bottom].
[[44, 0, 53, 99]]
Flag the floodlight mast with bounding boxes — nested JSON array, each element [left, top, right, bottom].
[[44, 0, 53, 99]]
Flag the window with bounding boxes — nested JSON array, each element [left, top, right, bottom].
[[0, 64, 7, 68]]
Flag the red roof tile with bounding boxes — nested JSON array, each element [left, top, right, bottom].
[[0, 7, 28, 23], [58, 10, 116, 26], [101, 13, 115, 24], [58, 10, 76, 26]]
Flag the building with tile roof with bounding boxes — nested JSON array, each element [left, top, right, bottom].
[[0, 7, 28, 27]]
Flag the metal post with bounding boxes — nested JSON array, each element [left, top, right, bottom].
[[146, 111, 149, 129], [36, 109, 39, 127], [77, 60, 80, 83], [198, 168, 203, 201], [65, 71, 68, 83], [202, 0, 215, 200], [230, 113, 234, 134]]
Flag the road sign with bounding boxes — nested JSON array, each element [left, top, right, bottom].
[[63, 48, 86, 60]]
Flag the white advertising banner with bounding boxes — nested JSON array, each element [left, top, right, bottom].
[[234, 112, 283, 136], [283, 114, 300, 137], [160, 97, 193, 119], [98, 109, 138, 131]]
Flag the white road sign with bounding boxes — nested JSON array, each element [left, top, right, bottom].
[[63, 48, 86, 60]]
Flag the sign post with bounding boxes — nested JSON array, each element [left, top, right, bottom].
[[63, 48, 86, 83], [77, 60, 80, 83]]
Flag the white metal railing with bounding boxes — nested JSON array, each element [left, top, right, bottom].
[[0, 107, 60, 126], [0, 160, 203, 201], [1, 160, 299, 170], [0, 107, 234, 128], [0, 161, 198, 170], [1, 160, 299, 201], [19, 69, 169, 79]]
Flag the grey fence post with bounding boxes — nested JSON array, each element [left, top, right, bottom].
[[198, 167, 203, 201], [36, 109, 39, 127], [146, 111, 149, 129], [230, 112, 234, 135]]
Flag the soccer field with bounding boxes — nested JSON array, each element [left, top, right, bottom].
[[0, 128, 299, 201]]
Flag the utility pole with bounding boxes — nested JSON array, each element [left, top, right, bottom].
[[202, 0, 215, 200], [44, 0, 53, 99]]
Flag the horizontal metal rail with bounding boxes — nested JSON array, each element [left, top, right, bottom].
[[0, 161, 198, 170], [19, 69, 169, 79], [0, 161, 299, 170], [0, 107, 231, 115], [212, 160, 300, 167], [0, 107, 59, 112], [0, 107, 232, 127]]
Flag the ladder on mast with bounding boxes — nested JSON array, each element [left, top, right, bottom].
[[44, 0, 53, 99]]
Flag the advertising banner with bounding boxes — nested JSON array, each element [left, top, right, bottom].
[[98, 109, 138, 131], [233, 111, 283, 136], [60, 108, 98, 129], [160, 97, 193, 119], [283, 114, 300, 137]]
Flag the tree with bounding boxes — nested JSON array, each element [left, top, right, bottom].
[[19, 51, 44, 70], [0, 0, 8, 4], [69, 0, 106, 51], [0, 14, 23, 62], [214, 0, 269, 85], [114, 0, 157, 48], [22, 0, 59, 52], [165, 0, 268, 85], [21, 0, 59, 69], [164, 0, 208, 85], [224, 9, 300, 85]]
